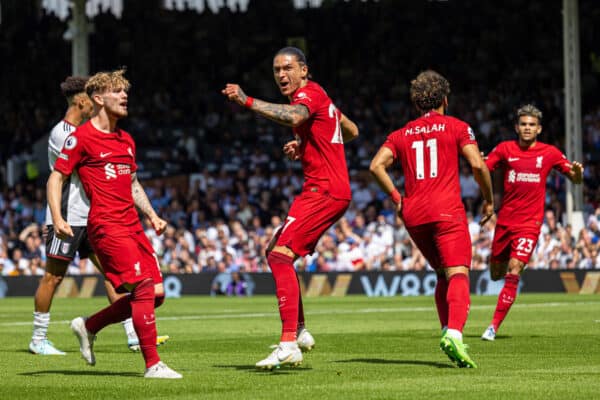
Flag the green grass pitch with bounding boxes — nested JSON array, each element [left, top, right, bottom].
[[1, 294, 598, 399]]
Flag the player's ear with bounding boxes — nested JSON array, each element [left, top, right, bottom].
[[301, 64, 308, 79]]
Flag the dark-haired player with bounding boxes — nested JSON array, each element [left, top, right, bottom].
[[369, 70, 494, 368], [481, 104, 583, 341], [223, 47, 359, 369]]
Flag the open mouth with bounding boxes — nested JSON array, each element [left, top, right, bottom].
[[279, 82, 290, 90]]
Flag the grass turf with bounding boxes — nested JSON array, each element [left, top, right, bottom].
[[1, 293, 598, 399]]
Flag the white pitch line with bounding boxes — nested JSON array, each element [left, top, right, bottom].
[[1, 300, 599, 327]]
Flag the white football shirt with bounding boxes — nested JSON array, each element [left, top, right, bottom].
[[45, 120, 90, 226]]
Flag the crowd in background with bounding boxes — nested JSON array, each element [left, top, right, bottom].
[[1, 0, 600, 278]]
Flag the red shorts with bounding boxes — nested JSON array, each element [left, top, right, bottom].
[[274, 191, 350, 257], [89, 227, 163, 291], [406, 220, 472, 270], [491, 224, 539, 264]]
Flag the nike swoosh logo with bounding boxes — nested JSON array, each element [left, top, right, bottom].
[[100, 152, 112, 158]]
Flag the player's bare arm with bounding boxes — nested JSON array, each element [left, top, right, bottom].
[[462, 143, 495, 225], [340, 113, 359, 143], [46, 170, 74, 239], [369, 146, 402, 214], [131, 173, 167, 235], [567, 161, 584, 184], [222, 83, 309, 127]]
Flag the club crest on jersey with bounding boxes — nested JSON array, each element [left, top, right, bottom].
[[508, 170, 516, 183], [64, 136, 77, 150], [536, 156, 543, 168], [61, 242, 71, 254]]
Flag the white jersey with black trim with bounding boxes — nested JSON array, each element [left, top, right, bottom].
[[45, 120, 90, 226]]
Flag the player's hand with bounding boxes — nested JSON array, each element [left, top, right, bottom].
[[283, 140, 301, 160], [221, 83, 248, 107], [395, 199, 403, 218], [54, 218, 74, 240], [480, 200, 495, 226], [480, 151, 488, 161], [570, 161, 584, 184], [150, 216, 168, 235]]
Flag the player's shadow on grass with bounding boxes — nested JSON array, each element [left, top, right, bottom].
[[19, 370, 140, 377], [335, 358, 453, 369], [213, 364, 313, 374]]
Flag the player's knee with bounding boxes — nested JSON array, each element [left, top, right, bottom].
[[154, 295, 165, 308], [41, 272, 64, 287]]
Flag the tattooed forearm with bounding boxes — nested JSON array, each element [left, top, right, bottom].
[[252, 99, 309, 127], [131, 174, 157, 218]]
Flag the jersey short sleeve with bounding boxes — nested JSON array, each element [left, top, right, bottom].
[[54, 133, 85, 176], [291, 84, 322, 116], [552, 148, 572, 175], [485, 143, 505, 171], [382, 130, 401, 159], [457, 122, 477, 149]]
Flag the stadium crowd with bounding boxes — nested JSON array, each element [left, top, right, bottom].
[[1, 0, 600, 277]]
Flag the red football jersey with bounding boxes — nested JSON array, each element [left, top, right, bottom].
[[486, 140, 571, 229], [291, 81, 351, 200], [53, 120, 140, 235], [383, 111, 477, 227]]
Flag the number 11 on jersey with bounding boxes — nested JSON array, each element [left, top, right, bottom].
[[412, 138, 438, 179]]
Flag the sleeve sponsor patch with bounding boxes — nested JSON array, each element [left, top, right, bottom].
[[467, 126, 475, 140], [64, 136, 77, 150]]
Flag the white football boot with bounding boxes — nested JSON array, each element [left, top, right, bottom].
[[255, 343, 303, 370], [144, 361, 182, 379], [481, 325, 496, 341], [70, 317, 96, 365], [296, 328, 315, 352]]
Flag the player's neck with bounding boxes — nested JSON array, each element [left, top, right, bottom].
[[91, 112, 118, 133], [518, 139, 537, 149], [63, 107, 84, 126]]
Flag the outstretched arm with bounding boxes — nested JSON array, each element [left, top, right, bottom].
[[222, 83, 309, 127], [131, 173, 167, 235], [566, 161, 584, 184]]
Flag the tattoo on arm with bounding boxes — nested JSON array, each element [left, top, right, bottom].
[[252, 100, 309, 127], [131, 173, 156, 218]]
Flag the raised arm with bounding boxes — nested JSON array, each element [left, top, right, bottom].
[[222, 83, 309, 127], [131, 173, 167, 235], [461, 143, 495, 225], [340, 113, 359, 143], [47, 170, 73, 238]]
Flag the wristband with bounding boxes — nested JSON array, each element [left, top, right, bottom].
[[390, 189, 402, 205], [244, 96, 254, 108]]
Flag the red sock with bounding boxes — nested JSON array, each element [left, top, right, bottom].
[[297, 274, 305, 331], [267, 252, 299, 342], [446, 273, 470, 332], [434, 276, 449, 329], [491, 273, 520, 331], [85, 294, 131, 334], [131, 279, 160, 368]]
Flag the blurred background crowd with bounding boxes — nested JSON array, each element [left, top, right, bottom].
[[1, 0, 600, 277]]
